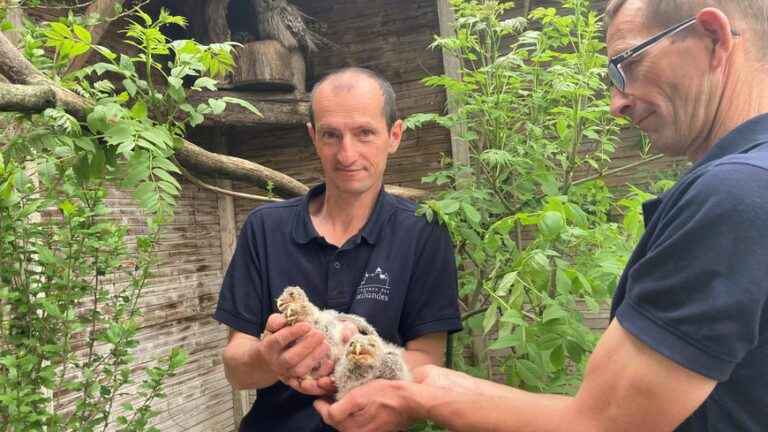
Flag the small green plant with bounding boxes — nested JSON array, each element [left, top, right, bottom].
[[0, 7, 255, 431], [408, 0, 670, 403]]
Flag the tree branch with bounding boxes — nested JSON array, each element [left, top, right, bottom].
[[0, 31, 430, 201], [0, 82, 56, 112], [177, 164, 283, 203], [572, 154, 665, 187]]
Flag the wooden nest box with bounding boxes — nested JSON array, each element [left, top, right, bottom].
[[230, 40, 306, 93], [170, 0, 307, 93]]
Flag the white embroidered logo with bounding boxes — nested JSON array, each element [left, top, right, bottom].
[[355, 267, 391, 302]]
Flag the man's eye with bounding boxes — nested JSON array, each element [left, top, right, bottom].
[[360, 129, 374, 137], [322, 131, 338, 140]]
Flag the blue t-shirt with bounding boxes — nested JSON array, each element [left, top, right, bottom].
[[611, 114, 768, 431], [214, 183, 462, 431]]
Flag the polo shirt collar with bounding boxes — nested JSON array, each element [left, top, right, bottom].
[[644, 113, 768, 223], [292, 183, 395, 246], [694, 113, 768, 169]]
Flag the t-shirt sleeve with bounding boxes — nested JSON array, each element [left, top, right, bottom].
[[399, 221, 463, 343], [615, 162, 768, 381], [213, 213, 271, 337]]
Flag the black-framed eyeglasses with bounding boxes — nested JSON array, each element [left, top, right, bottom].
[[608, 16, 697, 92]]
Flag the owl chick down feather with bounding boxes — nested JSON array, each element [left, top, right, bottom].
[[266, 286, 411, 400]]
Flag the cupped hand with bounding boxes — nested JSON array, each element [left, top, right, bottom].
[[259, 313, 334, 395]]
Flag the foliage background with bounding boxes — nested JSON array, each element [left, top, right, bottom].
[[0, 5, 257, 430], [408, 1, 679, 428]]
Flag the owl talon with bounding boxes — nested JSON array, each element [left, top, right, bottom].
[[275, 286, 314, 326]]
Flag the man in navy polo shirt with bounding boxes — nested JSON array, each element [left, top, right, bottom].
[[315, 1, 768, 431], [213, 67, 462, 431]]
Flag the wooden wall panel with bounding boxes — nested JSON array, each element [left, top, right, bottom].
[[228, 0, 451, 228], [46, 181, 235, 432]]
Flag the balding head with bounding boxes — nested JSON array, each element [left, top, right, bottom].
[[309, 67, 399, 130], [606, 0, 768, 58]]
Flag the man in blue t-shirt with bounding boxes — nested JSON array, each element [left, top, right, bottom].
[[315, 2, 768, 431], [213, 67, 462, 431]]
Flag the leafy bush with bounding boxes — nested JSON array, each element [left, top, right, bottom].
[[0, 8, 252, 431], [408, 0, 668, 399]]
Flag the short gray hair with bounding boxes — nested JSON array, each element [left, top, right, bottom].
[[605, 0, 768, 56], [309, 67, 399, 130]]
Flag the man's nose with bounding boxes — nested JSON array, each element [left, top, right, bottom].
[[610, 87, 634, 118], [336, 135, 357, 166]]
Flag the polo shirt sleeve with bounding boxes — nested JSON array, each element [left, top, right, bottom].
[[399, 221, 463, 343], [213, 213, 271, 337], [615, 162, 768, 381]]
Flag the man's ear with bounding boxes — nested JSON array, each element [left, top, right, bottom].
[[696, 7, 735, 70], [388, 119, 404, 154], [307, 122, 316, 139]]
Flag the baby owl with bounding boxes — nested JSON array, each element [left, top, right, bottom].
[[271, 286, 411, 399], [251, 0, 332, 52]]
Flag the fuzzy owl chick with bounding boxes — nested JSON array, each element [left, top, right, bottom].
[[271, 286, 410, 397], [251, 0, 333, 52], [332, 334, 411, 400], [272, 286, 376, 366]]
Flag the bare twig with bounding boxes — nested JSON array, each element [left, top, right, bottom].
[[178, 164, 283, 203], [572, 154, 666, 187]]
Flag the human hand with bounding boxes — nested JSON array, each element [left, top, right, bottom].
[[260, 313, 334, 396], [314, 380, 423, 432]]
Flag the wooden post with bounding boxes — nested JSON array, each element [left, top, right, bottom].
[[213, 130, 256, 428], [231, 40, 296, 91], [3, 0, 24, 47], [66, 0, 127, 74], [437, 0, 470, 165]]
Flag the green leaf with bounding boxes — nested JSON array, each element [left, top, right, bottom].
[[543, 303, 568, 323], [538, 211, 565, 238], [59, 200, 76, 216], [131, 100, 148, 119], [483, 303, 498, 335], [220, 96, 262, 117], [555, 268, 572, 294], [497, 271, 518, 295], [168, 348, 188, 370], [550, 345, 566, 370], [153, 157, 181, 174], [73, 24, 92, 44], [516, 359, 542, 387], [488, 334, 521, 350], [500, 309, 526, 326], [461, 202, 482, 224], [152, 168, 181, 190], [104, 123, 134, 146], [193, 77, 218, 91], [208, 98, 226, 115], [439, 199, 460, 214]]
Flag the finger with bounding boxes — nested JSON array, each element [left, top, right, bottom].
[[340, 321, 359, 344], [314, 399, 334, 425], [284, 336, 330, 377], [281, 376, 330, 396], [327, 393, 367, 425], [261, 324, 313, 371], [296, 378, 329, 396], [314, 357, 334, 378], [265, 313, 287, 333], [316, 376, 337, 393]]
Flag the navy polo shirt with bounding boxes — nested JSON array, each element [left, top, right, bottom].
[[611, 113, 768, 431], [214, 183, 462, 431]]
